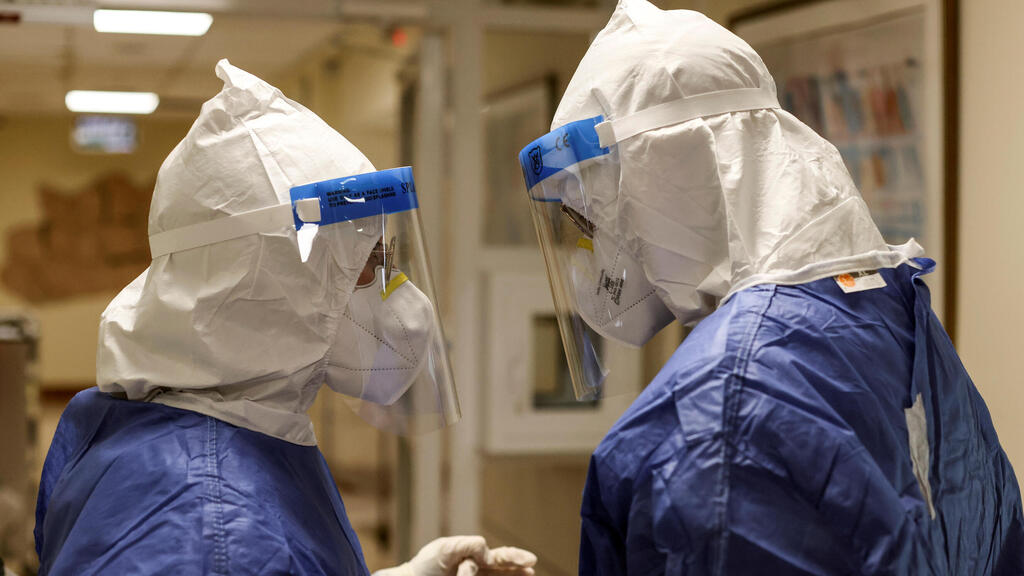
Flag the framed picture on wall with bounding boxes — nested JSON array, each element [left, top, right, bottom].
[[481, 79, 554, 247], [732, 0, 958, 332], [483, 272, 641, 454]]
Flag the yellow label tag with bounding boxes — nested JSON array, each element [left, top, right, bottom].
[[576, 237, 594, 252], [382, 272, 409, 301]]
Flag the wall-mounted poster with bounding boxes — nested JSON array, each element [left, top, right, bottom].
[[733, 0, 957, 328], [1, 173, 152, 302]]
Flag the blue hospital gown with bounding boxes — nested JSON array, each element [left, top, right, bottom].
[[35, 388, 370, 575], [580, 261, 1024, 575]]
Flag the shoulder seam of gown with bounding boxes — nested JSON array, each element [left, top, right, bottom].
[[712, 285, 776, 575]]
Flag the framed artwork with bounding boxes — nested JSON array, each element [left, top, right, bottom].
[[732, 0, 959, 331], [484, 272, 641, 454], [481, 79, 554, 247]]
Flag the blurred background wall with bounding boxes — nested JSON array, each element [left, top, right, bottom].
[[0, 116, 189, 385], [0, 1, 1021, 575], [957, 0, 1024, 479]]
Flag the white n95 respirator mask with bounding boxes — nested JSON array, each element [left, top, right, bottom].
[[326, 266, 435, 406], [570, 227, 674, 348]]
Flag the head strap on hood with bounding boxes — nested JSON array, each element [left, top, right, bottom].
[[595, 85, 780, 148]]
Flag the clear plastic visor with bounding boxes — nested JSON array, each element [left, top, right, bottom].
[[519, 118, 641, 401], [292, 167, 460, 434]]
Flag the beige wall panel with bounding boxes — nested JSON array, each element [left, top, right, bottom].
[[0, 115, 191, 385], [958, 0, 1024, 469]]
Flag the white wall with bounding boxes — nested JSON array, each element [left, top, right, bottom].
[[958, 0, 1024, 469]]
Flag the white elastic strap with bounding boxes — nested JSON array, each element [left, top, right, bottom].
[[595, 86, 780, 148], [149, 197, 322, 259]]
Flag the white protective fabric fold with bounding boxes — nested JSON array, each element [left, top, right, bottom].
[[552, 0, 923, 328], [97, 59, 381, 445]]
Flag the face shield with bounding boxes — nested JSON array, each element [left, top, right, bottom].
[[520, 87, 780, 400], [148, 167, 459, 434], [519, 117, 669, 401]]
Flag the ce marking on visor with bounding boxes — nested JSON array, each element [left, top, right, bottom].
[[554, 133, 572, 151]]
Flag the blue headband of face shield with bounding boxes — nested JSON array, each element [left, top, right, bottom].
[[519, 116, 610, 198], [289, 166, 419, 229], [147, 166, 418, 260]]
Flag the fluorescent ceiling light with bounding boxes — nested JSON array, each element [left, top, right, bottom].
[[65, 91, 160, 115], [93, 9, 213, 36]]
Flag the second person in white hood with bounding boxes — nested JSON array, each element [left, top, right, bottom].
[[519, 1, 1024, 573]]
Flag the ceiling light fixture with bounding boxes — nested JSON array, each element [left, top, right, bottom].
[[93, 9, 213, 36], [65, 91, 160, 115]]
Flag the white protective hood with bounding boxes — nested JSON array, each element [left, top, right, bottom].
[[553, 0, 923, 325], [97, 59, 380, 445]]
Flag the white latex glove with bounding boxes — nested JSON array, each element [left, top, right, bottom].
[[374, 536, 537, 576]]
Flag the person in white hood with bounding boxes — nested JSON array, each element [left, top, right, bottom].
[[34, 59, 536, 576], [519, 1, 1024, 574]]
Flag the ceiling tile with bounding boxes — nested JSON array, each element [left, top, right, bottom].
[[0, 9, 359, 114], [0, 22, 68, 64]]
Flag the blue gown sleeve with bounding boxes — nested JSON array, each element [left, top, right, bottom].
[[34, 389, 111, 558], [993, 513, 1024, 575], [579, 457, 627, 576]]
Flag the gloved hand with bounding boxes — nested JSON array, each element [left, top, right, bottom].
[[374, 536, 537, 576]]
